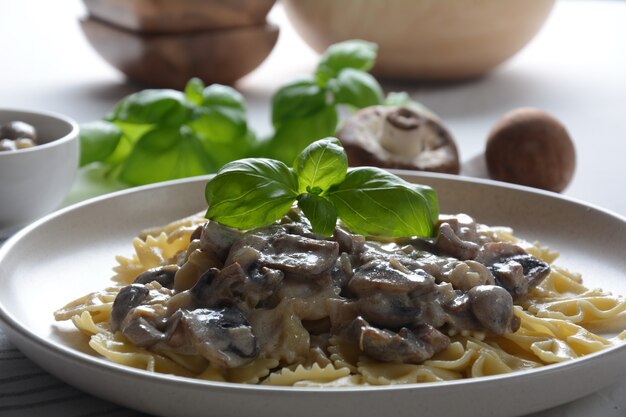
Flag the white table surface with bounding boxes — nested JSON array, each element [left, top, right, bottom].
[[0, 1, 625, 416]]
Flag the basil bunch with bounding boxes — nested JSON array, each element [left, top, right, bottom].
[[263, 40, 383, 163], [76, 40, 387, 198], [206, 138, 439, 238], [79, 80, 252, 186]]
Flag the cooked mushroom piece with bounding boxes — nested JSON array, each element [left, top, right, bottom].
[[435, 222, 480, 260], [337, 105, 460, 174], [476, 242, 551, 297], [442, 260, 495, 292], [348, 259, 436, 327], [264, 233, 339, 276], [120, 316, 166, 348], [349, 317, 450, 364], [0, 121, 38, 141], [332, 226, 366, 259], [190, 263, 283, 310], [171, 307, 258, 368], [200, 220, 243, 261], [110, 284, 149, 332], [467, 285, 519, 334], [133, 265, 179, 288], [0, 139, 17, 152], [227, 227, 340, 279]]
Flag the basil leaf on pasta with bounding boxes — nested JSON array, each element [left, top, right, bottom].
[[293, 137, 347, 195], [205, 158, 299, 230], [327, 167, 438, 237], [297, 194, 338, 236]]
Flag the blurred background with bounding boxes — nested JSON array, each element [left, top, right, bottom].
[[0, 0, 624, 215]]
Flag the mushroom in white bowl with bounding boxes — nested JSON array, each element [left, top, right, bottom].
[[0, 109, 79, 237]]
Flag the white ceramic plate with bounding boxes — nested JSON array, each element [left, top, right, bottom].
[[1, 173, 625, 417]]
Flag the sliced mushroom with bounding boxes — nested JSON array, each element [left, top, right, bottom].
[[226, 227, 339, 278], [349, 259, 435, 295], [265, 234, 339, 276], [332, 226, 366, 260], [348, 317, 450, 364], [200, 220, 243, 262], [442, 260, 495, 292], [120, 316, 166, 347], [174, 248, 222, 292], [337, 106, 460, 174], [437, 214, 493, 245], [348, 259, 436, 327], [110, 284, 149, 332], [331, 252, 353, 289], [133, 265, 179, 288], [189, 268, 219, 307], [435, 222, 480, 260], [476, 242, 551, 297], [171, 307, 258, 368], [190, 263, 283, 311]]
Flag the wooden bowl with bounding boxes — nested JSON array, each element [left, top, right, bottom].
[[283, 0, 556, 80], [83, 0, 277, 33], [80, 18, 279, 88]]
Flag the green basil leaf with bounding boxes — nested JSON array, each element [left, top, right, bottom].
[[265, 105, 338, 164], [190, 109, 248, 166], [271, 78, 327, 128], [411, 183, 439, 227], [384, 92, 437, 118], [202, 84, 246, 113], [64, 162, 129, 205], [102, 121, 153, 166], [119, 126, 216, 185], [79, 120, 122, 166], [327, 167, 438, 237], [316, 40, 378, 86], [184, 84, 250, 166], [328, 68, 384, 109], [297, 194, 337, 236], [205, 159, 299, 230], [293, 137, 347, 194], [109, 89, 190, 126], [185, 78, 205, 106]]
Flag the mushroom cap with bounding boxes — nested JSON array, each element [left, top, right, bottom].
[[337, 106, 460, 174], [0, 120, 38, 142], [485, 107, 576, 192]]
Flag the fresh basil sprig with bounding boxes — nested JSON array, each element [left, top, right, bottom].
[[206, 138, 438, 238], [263, 40, 383, 164], [205, 158, 299, 230], [78, 78, 251, 187], [74, 40, 427, 204]]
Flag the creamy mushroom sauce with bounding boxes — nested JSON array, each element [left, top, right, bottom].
[[110, 211, 550, 368]]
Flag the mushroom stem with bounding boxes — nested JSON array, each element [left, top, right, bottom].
[[380, 107, 438, 159]]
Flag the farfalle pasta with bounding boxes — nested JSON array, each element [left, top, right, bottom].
[[55, 211, 626, 386]]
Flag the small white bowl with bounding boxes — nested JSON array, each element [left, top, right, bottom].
[[0, 109, 79, 237]]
